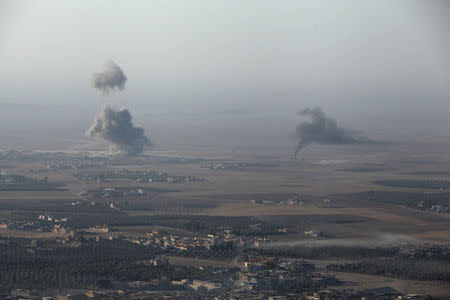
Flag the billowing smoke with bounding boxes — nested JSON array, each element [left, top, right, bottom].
[[91, 60, 127, 95], [86, 105, 151, 155], [294, 107, 375, 159], [261, 233, 419, 249]]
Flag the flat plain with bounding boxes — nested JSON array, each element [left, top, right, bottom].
[[1, 139, 450, 296]]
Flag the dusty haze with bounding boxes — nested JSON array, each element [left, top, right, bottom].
[[0, 0, 449, 153]]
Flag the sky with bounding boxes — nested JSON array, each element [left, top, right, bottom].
[[0, 0, 449, 150]]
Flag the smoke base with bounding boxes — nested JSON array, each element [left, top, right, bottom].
[[294, 107, 378, 159], [86, 105, 151, 155]]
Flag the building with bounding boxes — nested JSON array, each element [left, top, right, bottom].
[[431, 205, 444, 212], [304, 230, 322, 237], [189, 280, 222, 291]]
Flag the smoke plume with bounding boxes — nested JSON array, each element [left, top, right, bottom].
[[91, 60, 127, 95], [86, 105, 151, 155], [261, 233, 419, 249], [294, 107, 375, 159]]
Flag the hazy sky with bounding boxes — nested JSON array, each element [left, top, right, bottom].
[[0, 1, 449, 149]]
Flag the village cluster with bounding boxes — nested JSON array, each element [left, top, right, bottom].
[[2, 229, 431, 300], [74, 169, 203, 184], [1, 211, 447, 299]]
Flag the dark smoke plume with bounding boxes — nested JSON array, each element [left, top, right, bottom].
[[86, 105, 151, 155], [91, 60, 127, 95], [294, 107, 375, 159]]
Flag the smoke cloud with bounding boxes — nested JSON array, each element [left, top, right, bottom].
[[86, 105, 151, 155], [295, 107, 375, 159], [261, 233, 419, 249], [91, 60, 127, 95]]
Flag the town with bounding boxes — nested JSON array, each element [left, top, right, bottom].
[[2, 228, 446, 299], [1, 207, 448, 299]]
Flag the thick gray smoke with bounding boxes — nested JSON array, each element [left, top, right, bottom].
[[86, 105, 151, 155], [294, 107, 375, 159], [91, 60, 127, 95]]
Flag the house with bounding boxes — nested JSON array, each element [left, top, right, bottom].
[[171, 279, 189, 286], [78, 191, 89, 197], [431, 205, 444, 212], [304, 230, 322, 237], [89, 225, 111, 233], [53, 224, 68, 234], [0, 223, 12, 229], [189, 280, 221, 291]]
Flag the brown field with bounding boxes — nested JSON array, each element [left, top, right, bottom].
[[0, 229, 70, 239], [330, 271, 450, 298]]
